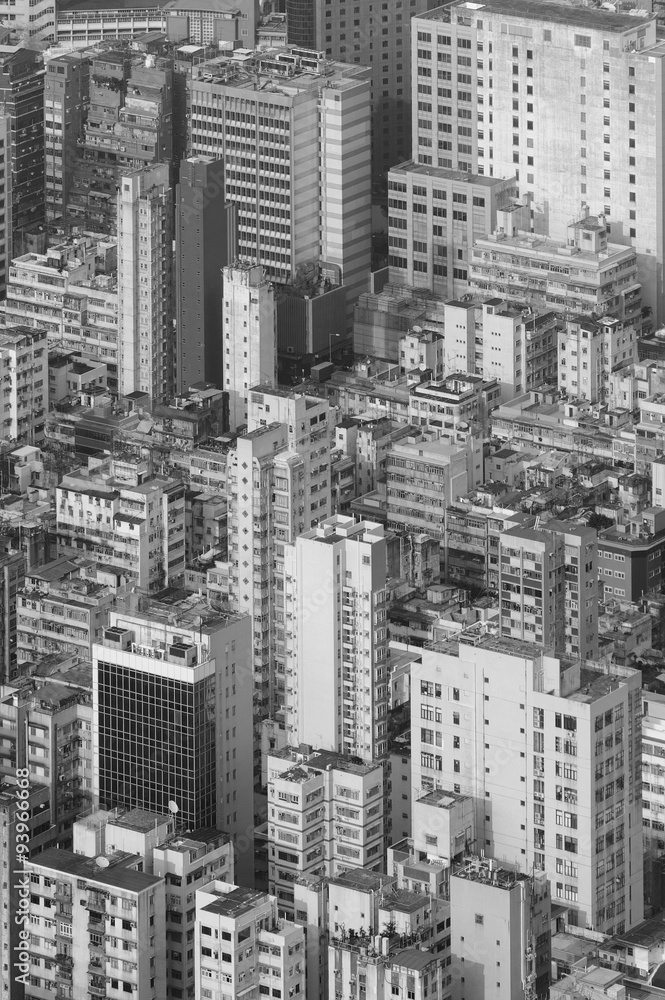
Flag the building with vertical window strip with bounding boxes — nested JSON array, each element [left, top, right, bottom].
[[187, 47, 371, 327]]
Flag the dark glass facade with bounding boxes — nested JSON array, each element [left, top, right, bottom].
[[286, 0, 317, 49], [97, 660, 217, 829]]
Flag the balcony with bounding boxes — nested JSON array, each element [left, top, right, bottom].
[[88, 978, 107, 998], [88, 914, 105, 933], [85, 894, 106, 911]]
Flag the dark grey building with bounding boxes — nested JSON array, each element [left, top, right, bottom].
[[175, 155, 235, 391]]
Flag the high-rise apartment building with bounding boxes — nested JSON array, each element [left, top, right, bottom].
[[0, 47, 45, 293], [176, 155, 234, 392], [286, 0, 434, 188], [56, 455, 186, 593], [117, 163, 174, 403], [93, 593, 255, 882], [266, 745, 384, 917], [23, 848, 166, 999], [281, 515, 389, 761], [499, 520, 598, 662], [195, 881, 307, 1000], [411, 626, 644, 935], [225, 423, 289, 731], [450, 859, 551, 1000], [247, 385, 332, 532], [222, 262, 276, 430], [5, 235, 119, 388], [44, 52, 89, 224], [69, 51, 175, 232], [0, 326, 48, 446], [0, 677, 93, 851], [410, 1, 665, 321], [188, 47, 371, 324], [0, 550, 23, 683]]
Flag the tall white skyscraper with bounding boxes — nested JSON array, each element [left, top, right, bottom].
[[222, 262, 276, 431], [117, 163, 174, 403], [282, 514, 390, 762]]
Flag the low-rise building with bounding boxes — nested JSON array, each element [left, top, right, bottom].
[[23, 848, 166, 999], [195, 881, 306, 1000], [327, 867, 452, 1000], [450, 858, 551, 1000], [266, 745, 385, 918], [470, 214, 642, 331], [17, 560, 115, 663], [385, 433, 469, 543], [408, 373, 500, 442], [444, 501, 534, 592], [559, 314, 638, 404], [598, 508, 665, 603], [56, 455, 186, 593]]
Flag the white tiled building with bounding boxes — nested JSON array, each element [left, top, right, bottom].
[[195, 881, 306, 1000], [411, 623, 643, 935], [23, 848, 166, 1000], [266, 745, 384, 917], [281, 515, 390, 762]]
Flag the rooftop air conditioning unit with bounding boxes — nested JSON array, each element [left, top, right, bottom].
[[168, 642, 197, 666], [103, 626, 134, 650]]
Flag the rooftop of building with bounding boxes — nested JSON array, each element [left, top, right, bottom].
[[190, 45, 369, 95], [422, 0, 652, 31], [59, 0, 163, 12], [113, 589, 246, 634], [568, 664, 637, 704], [270, 744, 380, 778], [379, 887, 432, 915], [200, 885, 270, 919], [607, 916, 665, 951], [250, 383, 322, 408], [330, 868, 394, 893], [390, 947, 439, 973], [0, 326, 46, 346], [28, 848, 163, 891], [391, 159, 513, 189], [156, 828, 229, 852], [416, 787, 470, 810], [453, 857, 529, 889], [474, 228, 636, 266], [108, 807, 169, 832]]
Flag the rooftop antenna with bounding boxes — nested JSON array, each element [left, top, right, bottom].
[[94, 856, 110, 869]]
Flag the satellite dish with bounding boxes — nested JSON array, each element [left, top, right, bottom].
[[168, 801, 179, 815], [95, 856, 110, 869]]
